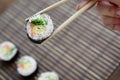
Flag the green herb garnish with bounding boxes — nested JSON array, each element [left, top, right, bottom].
[[31, 18, 47, 26]]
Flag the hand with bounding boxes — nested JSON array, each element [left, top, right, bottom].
[[76, 0, 120, 32]]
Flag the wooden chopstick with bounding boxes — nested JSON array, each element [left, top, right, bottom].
[[25, 0, 70, 21], [40, 0, 98, 46]]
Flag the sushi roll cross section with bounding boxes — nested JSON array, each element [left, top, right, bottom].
[[38, 72, 59, 80], [17, 56, 37, 76], [0, 41, 18, 61], [26, 14, 54, 44]]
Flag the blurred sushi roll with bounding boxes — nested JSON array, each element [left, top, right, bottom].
[[17, 56, 37, 76], [38, 72, 59, 80], [26, 14, 54, 43], [0, 41, 18, 61]]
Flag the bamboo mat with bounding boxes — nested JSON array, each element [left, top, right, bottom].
[[0, 0, 120, 80]]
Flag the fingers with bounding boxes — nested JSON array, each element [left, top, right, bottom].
[[97, 0, 120, 32], [97, 0, 120, 17], [107, 24, 120, 31], [76, 0, 89, 10], [76, 0, 120, 32], [114, 24, 120, 31], [102, 16, 120, 31], [102, 16, 120, 25]]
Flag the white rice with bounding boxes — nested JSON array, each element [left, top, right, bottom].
[[38, 72, 59, 80], [17, 56, 37, 76], [0, 41, 17, 61], [26, 14, 54, 41]]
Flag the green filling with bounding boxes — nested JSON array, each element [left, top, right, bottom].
[[18, 58, 30, 64], [31, 18, 47, 26], [17, 58, 31, 70], [4, 47, 16, 57], [45, 75, 56, 80]]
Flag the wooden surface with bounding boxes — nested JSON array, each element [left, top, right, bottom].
[[0, 0, 120, 80]]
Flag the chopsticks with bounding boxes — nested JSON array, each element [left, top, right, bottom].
[[25, 0, 98, 45], [25, 0, 70, 21], [40, 0, 98, 45]]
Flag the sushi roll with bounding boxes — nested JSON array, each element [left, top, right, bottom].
[[26, 14, 54, 43], [38, 72, 59, 80], [0, 41, 18, 61], [17, 56, 37, 76]]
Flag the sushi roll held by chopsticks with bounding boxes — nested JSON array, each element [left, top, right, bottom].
[[26, 14, 54, 44], [25, 0, 98, 45], [25, 0, 70, 44]]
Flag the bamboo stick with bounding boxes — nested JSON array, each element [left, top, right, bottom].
[[41, 0, 98, 45], [25, 0, 70, 21]]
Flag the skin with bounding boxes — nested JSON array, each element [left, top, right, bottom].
[[76, 0, 120, 32]]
